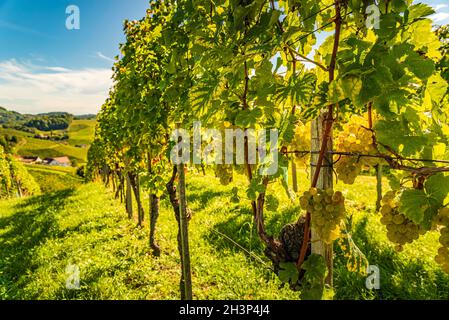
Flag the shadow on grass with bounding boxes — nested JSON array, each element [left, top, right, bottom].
[[334, 216, 449, 300], [187, 189, 231, 211], [0, 188, 75, 298], [204, 204, 300, 258]]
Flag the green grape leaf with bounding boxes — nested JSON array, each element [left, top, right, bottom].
[[426, 73, 448, 103], [406, 3, 435, 23], [375, 119, 428, 156], [376, 13, 399, 39], [246, 187, 257, 201], [400, 174, 449, 228], [425, 174, 449, 204], [246, 179, 266, 201], [399, 189, 430, 224], [235, 108, 263, 127], [231, 187, 240, 204], [391, 0, 407, 12], [300, 254, 328, 300], [278, 262, 299, 284], [404, 51, 435, 80], [266, 194, 279, 211], [359, 72, 382, 103]]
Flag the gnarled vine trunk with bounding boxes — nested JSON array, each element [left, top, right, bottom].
[[125, 173, 133, 219], [166, 165, 192, 300], [149, 194, 161, 256]]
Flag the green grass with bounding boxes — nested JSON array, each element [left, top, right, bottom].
[[0, 182, 296, 300], [1, 120, 95, 164], [68, 120, 96, 147], [25, 165, 82, 194], [0, 169, 448, 300]]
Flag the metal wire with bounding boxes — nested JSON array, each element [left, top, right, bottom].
[[285, 150, 449, 165]]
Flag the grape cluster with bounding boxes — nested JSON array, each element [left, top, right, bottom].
[[214, 164, 233, 186], [335, 157, 362, 185], [380, 191, 422, 252], [334, 117, 382, 185], [288, 122, 311, 167], [300, 187, 346, 244], [434, 207, 449, 274]]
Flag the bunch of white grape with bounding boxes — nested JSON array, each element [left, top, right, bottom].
[[380, 191, 422, 252], [434, 207, 449, 274], [299, 187, 346, 244], [214, 164, 233, 186], [334, 116, 382, 185], [287, 122, 311, 168], [335, 157, 362, 185]]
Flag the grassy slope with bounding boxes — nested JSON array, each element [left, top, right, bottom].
[[25, 164, 82, 194], [67, 120, 96, 147], [0, 119, 95, 164], [0, 170, 448, 300], [0, 182, 296, 300]]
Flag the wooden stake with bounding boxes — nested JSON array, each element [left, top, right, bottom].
[[177, 124, 193, 300], [311, 116, 334, 287], [292, 159, 298, 193], [376, 165, 383, 212]]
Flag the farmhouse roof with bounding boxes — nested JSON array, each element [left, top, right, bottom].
[[46, 156, 71, 164]]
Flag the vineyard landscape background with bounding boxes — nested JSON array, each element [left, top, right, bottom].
[[1, 0, 449, 300]]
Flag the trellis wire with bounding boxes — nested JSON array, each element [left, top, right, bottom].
[[284, 150, 449, 165]]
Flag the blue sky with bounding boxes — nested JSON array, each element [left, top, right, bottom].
[[0, 0, 149, 114], [0, 0, 448, 115]]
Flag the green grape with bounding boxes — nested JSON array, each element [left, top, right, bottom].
[[434, 209, 449, 275], [334, 117, 385, 185], [300, 187, 346, 244], [434, 207, 449, 227], [379, 192, 422, 249], [214, 164, 233, 186]]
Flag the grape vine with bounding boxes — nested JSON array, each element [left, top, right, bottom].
[[87, 0, 449, 299]]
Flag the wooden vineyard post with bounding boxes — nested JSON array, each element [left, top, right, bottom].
[[125, 173, 133, 219], [177, 124, 193, 300], [376, 165, 383, 212], [311, 116, 334, 286], [292, 159, 298, 193]]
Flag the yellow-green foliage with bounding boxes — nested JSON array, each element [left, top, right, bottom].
[[68, 120, 96, 146], [25, 165, 81, 193], [0, 127, 89, 163], [0, 145, 40, 198], [0, 145, 12, 197]]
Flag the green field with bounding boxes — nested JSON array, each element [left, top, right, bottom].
[[68, 120, 96, 147], [0, 171, 448, 300], [25, 164, 82, 193], [0, 119, 95, 164]]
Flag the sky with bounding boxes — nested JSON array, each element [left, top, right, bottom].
[[0, 0, 149, 115], [0, 0, 448, 115]]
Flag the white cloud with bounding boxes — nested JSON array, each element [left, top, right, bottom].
[[0, 59, 112, 115], [430, 12, 449, 22], [96, 52, 116, 63], [435, 4, 449, 11], [44, 66, 72, 72]]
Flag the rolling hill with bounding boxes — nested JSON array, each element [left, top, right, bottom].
[[0, 119, 96, 164]]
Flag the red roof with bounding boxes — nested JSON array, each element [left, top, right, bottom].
[[47, 156, 71, 164]]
